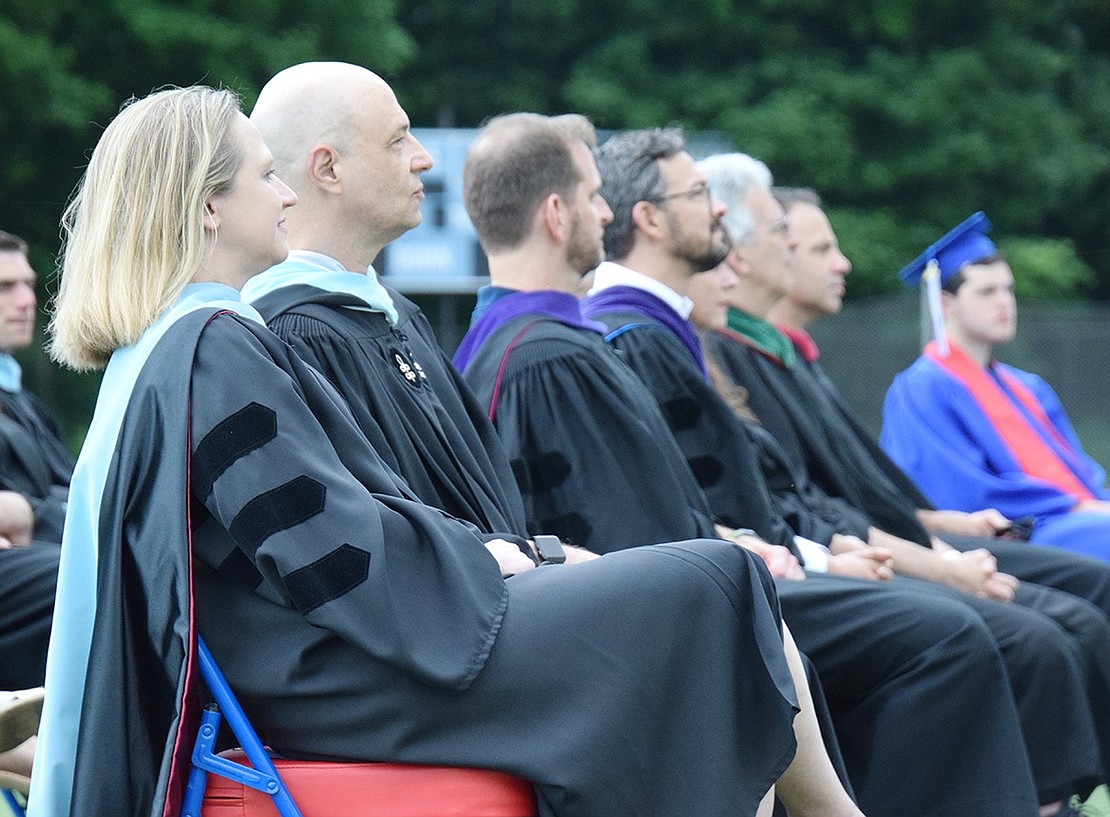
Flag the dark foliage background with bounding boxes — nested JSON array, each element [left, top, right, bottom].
[[1, 0, 1107, 448]]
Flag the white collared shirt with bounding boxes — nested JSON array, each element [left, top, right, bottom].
[[793, 536, 830, 573], [588, 261, 694, 320]]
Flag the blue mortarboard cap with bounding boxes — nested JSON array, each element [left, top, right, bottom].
[[898, 211, 996, 286]]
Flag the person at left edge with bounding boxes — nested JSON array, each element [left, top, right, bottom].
[[0, 232, 74, 545]]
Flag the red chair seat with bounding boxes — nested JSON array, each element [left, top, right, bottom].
[[200, 750, 537, 817]]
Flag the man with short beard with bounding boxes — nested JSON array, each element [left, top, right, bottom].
[[453, 114, 722, 553]]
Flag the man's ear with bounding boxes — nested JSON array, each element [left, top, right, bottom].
[[630, 200, 665, 241], [541, 193, 571, 243], [939, 289, 956, 319], [726, 245, 752, 278], [306, 143, 341, 192]]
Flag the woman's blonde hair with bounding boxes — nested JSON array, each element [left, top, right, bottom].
[[49, 86, 243, 370]]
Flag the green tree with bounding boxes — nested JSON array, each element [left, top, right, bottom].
[[395, 0, 1110, 296], [0, 0, 416, 447], [5, 0, 1110, 445]]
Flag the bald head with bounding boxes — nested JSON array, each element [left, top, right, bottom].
[[250, 61, 433, 268], [252, 61, 395, 188]]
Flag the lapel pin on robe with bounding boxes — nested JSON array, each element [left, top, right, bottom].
[[899, 211, 997, 358]]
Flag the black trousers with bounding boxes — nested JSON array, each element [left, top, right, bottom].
[[778, 573, 1040, 817], [949, 534, 1110, 796]]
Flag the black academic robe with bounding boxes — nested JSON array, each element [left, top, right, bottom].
[[586, 298, 1102, 806], [0, 544, 58, 688], [707, 326, 1110, 791], [459, 314, 717, 550], [0, 388, 74, 544], [577, 308, 800, 547], [71, 308, 798, 817], [252, 284, 527, 536]]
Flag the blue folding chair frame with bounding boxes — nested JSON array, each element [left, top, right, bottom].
[[179, 636, 303, 817], [1, 788, 25, 817]]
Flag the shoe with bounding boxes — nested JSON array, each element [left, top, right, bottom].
[[0, 689, 43, 755]]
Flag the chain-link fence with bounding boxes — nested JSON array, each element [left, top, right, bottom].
[[27, 289, 1110, 479], [809, 294, 1110, 468]]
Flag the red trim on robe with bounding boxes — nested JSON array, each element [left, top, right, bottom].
[[487, 320, 542, 422], [161, 314, 220, 816], [777, 325, 820, 364], [925, 341, 1094, 502]]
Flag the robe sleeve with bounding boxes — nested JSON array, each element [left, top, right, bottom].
[[189, 315, 507, 690], [27, 487, 68, 545], [747, 424, 870, 546], [881, 364, 1082, 520], [604, 324, 797, 546], [470, 329, 718, 551]]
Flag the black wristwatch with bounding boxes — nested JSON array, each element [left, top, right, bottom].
[[533, 535, 567, 565]]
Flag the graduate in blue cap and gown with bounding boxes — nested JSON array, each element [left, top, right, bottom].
[[881, 212, 1110, 562]]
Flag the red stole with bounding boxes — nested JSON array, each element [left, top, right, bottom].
[[777, 325, 820, 363], [926, 341, 1094, 501]]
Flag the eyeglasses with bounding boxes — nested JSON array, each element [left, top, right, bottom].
[[767, 213, 791, 236], [643, 183, 713, 206]]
